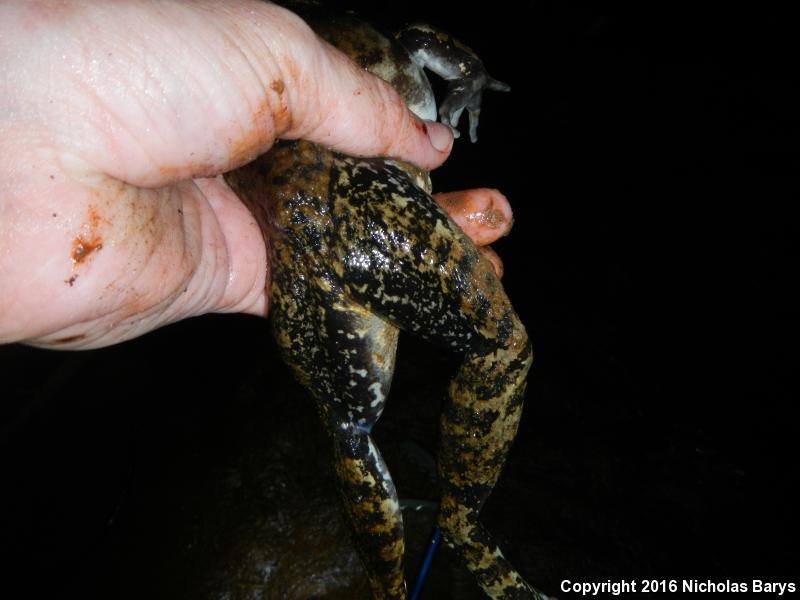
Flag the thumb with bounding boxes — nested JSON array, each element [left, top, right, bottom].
[[280, 34, 454, 170]]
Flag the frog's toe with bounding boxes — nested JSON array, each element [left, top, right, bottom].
[[488, 76, 511, 92], [468, 107, 480, 143], [466, 92, 482, 143], [439, 103, 465, 139], [441, 74, 509, 142], [439, 98, 466, 132]]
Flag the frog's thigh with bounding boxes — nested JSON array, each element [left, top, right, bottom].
[[338, 191, 539, 598], [272, 279, 407, 600]]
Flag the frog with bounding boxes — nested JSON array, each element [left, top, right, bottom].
[[224, 4, 547, 599]]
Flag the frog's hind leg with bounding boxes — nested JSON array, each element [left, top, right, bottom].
[[325, 305, 407, 600], [333, 164, 544, 599], [269, 274, 406, 600]]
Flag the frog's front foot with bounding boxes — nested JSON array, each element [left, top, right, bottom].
[[397, 24, 510, 142], [441, 74, 510, 142]]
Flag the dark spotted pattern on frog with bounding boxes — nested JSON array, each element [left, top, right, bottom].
[[225, 6, 546, 600]]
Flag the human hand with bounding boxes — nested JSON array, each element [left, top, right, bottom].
[[0, 1, 507, 349], [433, 188, 512, 279]]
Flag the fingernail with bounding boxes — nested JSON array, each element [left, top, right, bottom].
[[425, 120, 453, 153]]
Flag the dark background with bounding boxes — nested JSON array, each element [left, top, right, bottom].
[[2, 1, 797, 598]]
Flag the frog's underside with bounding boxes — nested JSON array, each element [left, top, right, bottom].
[[225, 5, 547, 599]]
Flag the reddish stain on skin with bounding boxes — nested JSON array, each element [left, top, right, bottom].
[[159, 162, 216, 180], [70, 205, 104, 265], [52, 334, 86, 344], [228, 129, 266, 170], [163, 94, 285, 176], [87, 204, 101, 229], [267, 83, 293, 135], [282, 57, 300, 86], [229, 93, 290, 169], [158, 165, 180, 177], [71, 235, 103, 264]]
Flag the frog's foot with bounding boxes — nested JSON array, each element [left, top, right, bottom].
[[396, 24, 509, 143], [440, 75, 510, 142]]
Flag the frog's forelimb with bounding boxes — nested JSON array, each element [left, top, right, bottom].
[[396, 23, 510, 142]]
